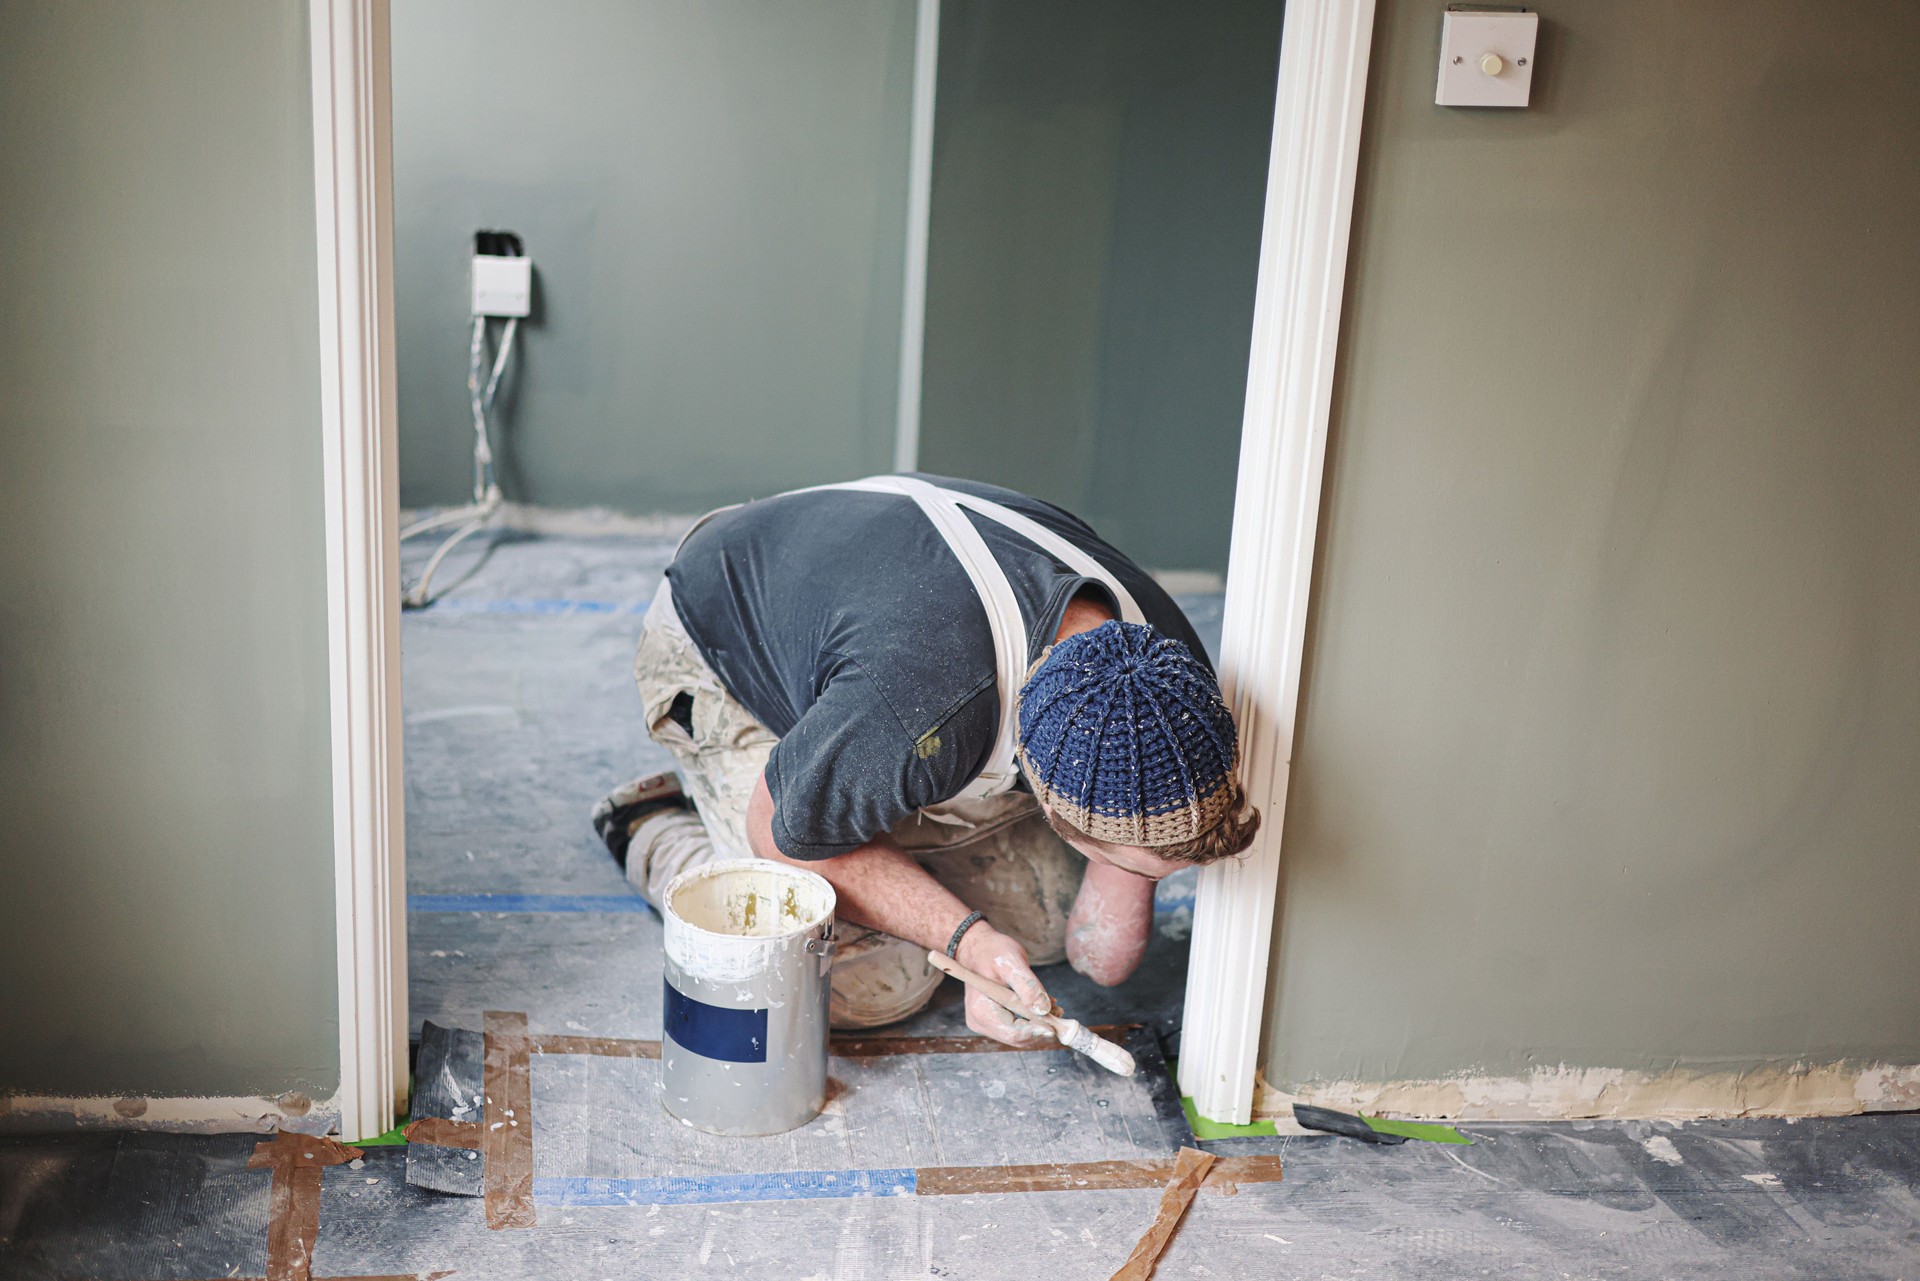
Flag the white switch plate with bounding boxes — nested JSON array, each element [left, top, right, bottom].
[[1436, 8, 1537, 108], [471, 254, 532, 318]]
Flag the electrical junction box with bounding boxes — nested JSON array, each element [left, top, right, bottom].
[[471, 254, 532, 318], [1436, 6, 1537, 108]]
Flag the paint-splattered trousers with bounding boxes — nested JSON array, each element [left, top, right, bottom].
[[627, 580, 1085, 1029]]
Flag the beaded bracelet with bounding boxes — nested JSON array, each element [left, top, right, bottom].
[[946, 910, 987, 960]]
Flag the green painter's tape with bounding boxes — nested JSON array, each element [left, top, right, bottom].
[[1181, 1095, 1277, 1140], [1362, 1114, 1472, 1145], [352, 1122, 410, 1146]]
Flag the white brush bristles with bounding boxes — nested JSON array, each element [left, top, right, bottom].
[[1053, 1018, 1137, 1077]]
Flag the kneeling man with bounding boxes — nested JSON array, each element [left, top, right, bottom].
[[595, 474, 1258, 1046]]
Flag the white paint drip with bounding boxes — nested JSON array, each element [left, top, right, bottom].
[[1642, 1135, 1684, 1165], [1743, 1172, 1782, 1186]]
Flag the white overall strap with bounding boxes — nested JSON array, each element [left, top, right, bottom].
[[807, 476, 1027, 799], [945, 493, 1147, 626]]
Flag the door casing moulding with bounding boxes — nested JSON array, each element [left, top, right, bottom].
[[307, 0, 1377, 1132], [0, 1095, 341, 1136], [892, 0, 940, 473], [310, 0, 408, 1143], [1178, 0, 1377, 1123]]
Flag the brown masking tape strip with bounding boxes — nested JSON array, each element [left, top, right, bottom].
[[531, 1033, 660, 1058], [526, 1025, 1139, 1060], [1108, 1147, 1216, 1281], [913, 1153, 1281, 1197], [403, 1116, 484, 1149], [482, 1010, 537, 1230], [831, 1025, 1137, 1057], [247, 1131, 363, 1281]]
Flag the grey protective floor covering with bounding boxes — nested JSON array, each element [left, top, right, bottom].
[[3, 530, 1919, 1280]]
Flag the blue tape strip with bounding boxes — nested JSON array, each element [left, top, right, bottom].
[[664, 979, 768, 1063], [408, 893, 654, 914], [535, 1169, 917, 1206]]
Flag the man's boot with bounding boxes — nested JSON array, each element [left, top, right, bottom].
[[590, 772, 691, 870]]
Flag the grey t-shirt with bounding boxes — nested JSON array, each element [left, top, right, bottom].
[[664, 475, 1210, 859]]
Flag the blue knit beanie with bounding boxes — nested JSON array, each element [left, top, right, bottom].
[[1017, 620, 1239, 848]]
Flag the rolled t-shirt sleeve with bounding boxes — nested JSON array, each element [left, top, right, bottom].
[[762, 657, 990, 860]]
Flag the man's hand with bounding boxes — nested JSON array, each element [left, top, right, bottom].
[[956, 925, 1056, 1047]]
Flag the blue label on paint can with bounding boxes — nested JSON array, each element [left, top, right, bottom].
[[663, 979, 769, 1063]]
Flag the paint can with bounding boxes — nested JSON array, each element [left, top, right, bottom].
[[659, 858, 837, 1136]]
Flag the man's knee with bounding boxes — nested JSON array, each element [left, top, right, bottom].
[[625, 806, 716, 907], [919, 814, 1083, 967], [828, 928, 942, 1029]]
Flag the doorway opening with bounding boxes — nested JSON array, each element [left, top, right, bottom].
[[314, 0, 1374, 1144]]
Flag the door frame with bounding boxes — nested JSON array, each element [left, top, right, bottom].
[[1179, 0, 1378, 1124], [310, 0, 407, 1142], [309, 0, 1376, 1132]]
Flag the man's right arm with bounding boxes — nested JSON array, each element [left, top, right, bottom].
[[743, 770, 1056, 1048]]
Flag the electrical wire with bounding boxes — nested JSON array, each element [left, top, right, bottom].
[[401, 246, 521, 608]]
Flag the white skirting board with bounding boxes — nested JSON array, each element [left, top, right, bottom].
[[1257, 1061, 1920, 1123], [0, 1093, 342, 1136]]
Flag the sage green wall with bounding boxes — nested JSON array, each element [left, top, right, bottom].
[[391, 0, 915, 516], [0, 1, 338, 1099], [917, 0, 1283, 574], [1264, 0, 1920, 1089]]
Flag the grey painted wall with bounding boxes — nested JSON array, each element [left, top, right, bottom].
[[392, 0, 1278, 574], [917, 0, 1283, 574], [1264, 0, 1920, 1088], [0, 1, 338, 1099], [391, 0, 916, 517]]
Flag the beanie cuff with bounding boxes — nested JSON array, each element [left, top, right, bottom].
[[1023, 749, 1237, 850]]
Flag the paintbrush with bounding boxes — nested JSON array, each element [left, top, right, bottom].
[[926, 950, 1136, 1076]]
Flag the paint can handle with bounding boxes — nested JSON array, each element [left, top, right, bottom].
[[804, 934, 837, 976]]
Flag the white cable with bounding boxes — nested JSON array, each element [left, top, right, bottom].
[[404, 510, 495, 609], [467, 315, 489, 500], [404, 288, 520, 608], [401, 502, 489, 541]]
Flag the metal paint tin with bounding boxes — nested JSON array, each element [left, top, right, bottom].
[[659, 859, 836, 1136]]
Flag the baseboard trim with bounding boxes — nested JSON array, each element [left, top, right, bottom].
[[0, 1092, 342, 1136], [401, 502, 699, 541], [1256, 1060, 1920, 1124]]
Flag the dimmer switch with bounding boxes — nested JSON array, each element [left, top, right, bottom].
[[1436, 8, 1537, 108]]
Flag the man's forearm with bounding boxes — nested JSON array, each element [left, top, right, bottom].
[[744, 773, 974, 956], [746, 771, 1058, 1041], [1065, 860, 1155, 986]]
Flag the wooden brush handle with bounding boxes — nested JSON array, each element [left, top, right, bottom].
[[926, 950, 1054, 1024], [929, 950, 1136, 1077]]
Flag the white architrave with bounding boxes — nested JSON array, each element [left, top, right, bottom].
[[1179, 0, 1378, 1124], [309, 0, 407, 1142], [893, 0, 941, 473]]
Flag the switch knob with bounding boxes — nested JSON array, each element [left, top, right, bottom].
[[1479, 52, 1505, 76]]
